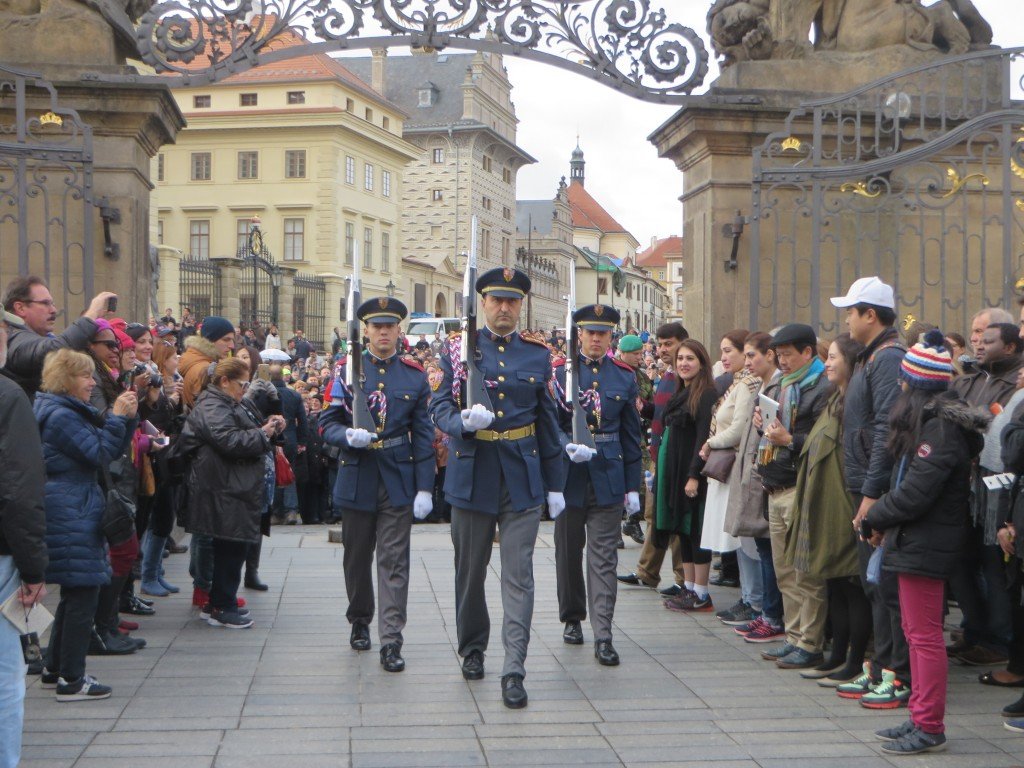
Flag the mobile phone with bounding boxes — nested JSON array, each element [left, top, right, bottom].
[[106, 296, 117, 313], [152, 436, 169, 448], [860, 519, 873, 540], [121, 370, 136, 391]]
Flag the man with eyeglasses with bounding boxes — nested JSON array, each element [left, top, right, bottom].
[[1, 275, 116, 398]]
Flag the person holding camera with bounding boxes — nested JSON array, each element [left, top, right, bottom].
[[34, 348, 136, 700], [177, 358, 285, 628]]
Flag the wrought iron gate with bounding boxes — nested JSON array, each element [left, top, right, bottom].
[[179, 256, 222, 322], [239, 232, 279, 334], [750, 47, 1024, 335], [0, 65, 96, 322], [293, 272, 327, 354]]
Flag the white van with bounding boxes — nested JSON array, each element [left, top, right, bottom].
[[406, 316, 462, 345]]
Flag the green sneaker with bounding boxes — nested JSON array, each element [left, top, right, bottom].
[[860, 669, 910, 709], [836, 661, 873, 699]]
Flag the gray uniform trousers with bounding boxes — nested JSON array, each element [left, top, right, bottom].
[[554, 484, 620, 641], [341, 483, 412, 646], [451, 486, 541, 679]]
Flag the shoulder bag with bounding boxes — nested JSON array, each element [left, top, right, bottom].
[[702, 447, 737, 483], [99, 462, 136, 546]]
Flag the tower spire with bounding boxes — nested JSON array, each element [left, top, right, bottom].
[[570, 140, 585, 186]]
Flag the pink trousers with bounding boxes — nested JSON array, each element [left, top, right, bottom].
[[898, 572, 947, 734]]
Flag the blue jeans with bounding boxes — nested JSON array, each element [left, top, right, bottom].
[[189, 533, 214, 591], [0, 556, 26, 768], [754, 537, 783, 625], [737, 542, 763, 611], [273, 484, 298, 514]]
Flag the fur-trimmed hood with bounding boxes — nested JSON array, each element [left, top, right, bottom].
[[182, 334, 219, 361], [179, 335, 219, 376], [925, 390, 990, 457]]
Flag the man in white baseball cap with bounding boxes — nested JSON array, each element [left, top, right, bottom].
[[829, 276, 896, 310], [830, 276, 912, 707]]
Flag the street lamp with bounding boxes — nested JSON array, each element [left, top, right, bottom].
[[386, 279, 396, 298]]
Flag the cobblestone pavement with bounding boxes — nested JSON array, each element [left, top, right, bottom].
[[22, 524, 1024, 767]]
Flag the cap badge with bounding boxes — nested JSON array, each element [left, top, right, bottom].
[[503, 268, 513, 282], [378, 298, 388, 310], [594, 305, 604, 317]]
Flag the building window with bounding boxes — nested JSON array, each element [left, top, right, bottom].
[[193, 95, 211, 109], [157, 220, 164, 245], [156, 153, 164, 182], [237, 151, 258, 180], [287, 91, 305, 105], [432, 189, 443, 202], [597, 277, 608, 295], [189, 220, 210, 259], [502, 206, 511, 220], [482, 155, 492, 172], [626, 283, 632, 299], [432, 148, 444, 164], [345, 156, 355, 185], [481, 228, 491, 259], [382, 116, 390, 130], [364, 107, 374, 122], [501, 236, 510, 266], [345, 222, 354, 266], [430, 225, 442, 238], [240, 93, 257, 106], [363, 228, 373, 269], [675, 294, 683, 311], [381, 231, 390, 272], [503, 167, 512, 184], [190, 152, 211, 181], [414, 283, 426, 314], [482, 196, 492, 211], [364, 162, 374, 192], [382, 170, 391, 198], [658, 270, 665, 281], [285, 149, 306, 179], [236, 219, 250, 254], [345, 98, 355, 112], [284, 218, 304, 261]]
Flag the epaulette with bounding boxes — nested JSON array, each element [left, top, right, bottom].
[[519, 333, 548, 349], [611, 357, 634, 372], [400, 357, 425, 372]]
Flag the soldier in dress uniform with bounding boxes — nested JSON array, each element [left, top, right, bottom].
[[552, 305, 642, 666], [320, 297, 435, 673], [428, 267, 566, 709]]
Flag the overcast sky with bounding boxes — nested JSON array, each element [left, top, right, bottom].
[[503, 0, 1017, 247]]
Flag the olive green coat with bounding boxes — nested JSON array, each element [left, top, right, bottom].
[[785, 394, 859, 579]]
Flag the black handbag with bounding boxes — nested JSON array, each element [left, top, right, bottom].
[[99, 463, 136, 546], [701, 447, 737, 483]]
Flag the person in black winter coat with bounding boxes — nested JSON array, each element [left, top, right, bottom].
[[865, 331, 989, 756], [269, 364, 308, 525]]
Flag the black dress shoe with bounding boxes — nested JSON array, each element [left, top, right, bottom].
[[380, 644, 405, 673], [244, 572, 269, 591], [462, 649, 485, 680], [617, 572, 652, 587], [709, 574, 740, 588], [350, 623, 371, 651], [120, 595, 156, 616], [659, 583, 683, 597], [595, 640, 620, 666], [501, 674, 528, 709], [563, 620, 584, 645], [1003, 694, 1024, 718]]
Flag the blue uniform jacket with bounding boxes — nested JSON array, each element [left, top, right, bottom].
[[320, 351, 435, 513], [429, 328, 566, 514], [554, 354, 643, 509]]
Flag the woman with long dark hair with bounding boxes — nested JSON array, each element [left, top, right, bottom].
[[658, 339, 719, 612], [865, 330, 988, 755]]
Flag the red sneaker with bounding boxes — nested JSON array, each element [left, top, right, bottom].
[[236, 597, 246, 608], [735, 616, 766, 635], [119, 619, 140, 631], [192, 587, 210, 608], [743, 621, 786, 644]]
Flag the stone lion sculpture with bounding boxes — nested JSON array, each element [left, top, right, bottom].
[[708, 0, 993, 65]]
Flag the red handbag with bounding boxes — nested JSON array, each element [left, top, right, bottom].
[[274, 447, 295, 487]]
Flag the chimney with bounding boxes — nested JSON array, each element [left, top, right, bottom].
[[371, 48, 387, 94]]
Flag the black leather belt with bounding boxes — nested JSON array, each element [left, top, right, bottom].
[[369, 435, 409, 450], [592, 433, 619, 444]]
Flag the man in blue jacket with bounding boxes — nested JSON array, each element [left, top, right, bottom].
[[429, 268, 566, 709], [270, 364, 308, 525], [320, 298, 434, 673], [553, 305, 641, 667]]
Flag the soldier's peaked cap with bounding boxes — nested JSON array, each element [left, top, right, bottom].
[[476, 267, 531, 299], [573, 304, 620, 331], [357, 297, 408, 324]]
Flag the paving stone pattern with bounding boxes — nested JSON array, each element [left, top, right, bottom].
[[23, 525, 1024, 767]]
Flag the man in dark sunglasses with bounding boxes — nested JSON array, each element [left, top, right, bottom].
[[1, 274, 118, 398]]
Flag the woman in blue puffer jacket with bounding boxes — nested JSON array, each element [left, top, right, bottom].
[[33, 349, 137, 702]]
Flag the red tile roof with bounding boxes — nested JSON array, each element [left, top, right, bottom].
[[566, 180, 628, 234], [636, 236, 683, 268]]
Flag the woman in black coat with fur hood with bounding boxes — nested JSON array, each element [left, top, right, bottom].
[[865, 330, 989, 756]]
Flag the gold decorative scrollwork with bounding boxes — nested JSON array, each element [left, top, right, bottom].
[[1016, 276, 1024, 293], [38, 111, 63, 127], [1011, 128, 1024, 181], [780, 137, 803, 152], [942, 166, 989, 199], [839, 181, 882, 198], [902, 313, 917, 331]]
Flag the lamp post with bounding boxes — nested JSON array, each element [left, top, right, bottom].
[[386, 279, 396, 298]]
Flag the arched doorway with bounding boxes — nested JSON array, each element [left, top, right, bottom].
[[434, 292, 447, 317]]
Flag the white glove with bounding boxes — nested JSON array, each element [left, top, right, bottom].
[[460, 404, 495, 432], [625, 492, 640, 515], [345, 427, 373, 449], [565, 443, 597, 463], [547, 491, 566, 520], [413, 491, 433, 520]]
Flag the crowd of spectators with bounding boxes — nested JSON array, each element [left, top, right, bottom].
[[6, 271, 1024, 761]]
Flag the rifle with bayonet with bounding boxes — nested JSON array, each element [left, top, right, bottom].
[[346, 239, 377, 435], [566, 258, 595, 448], [460, 215, 491, 410]]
